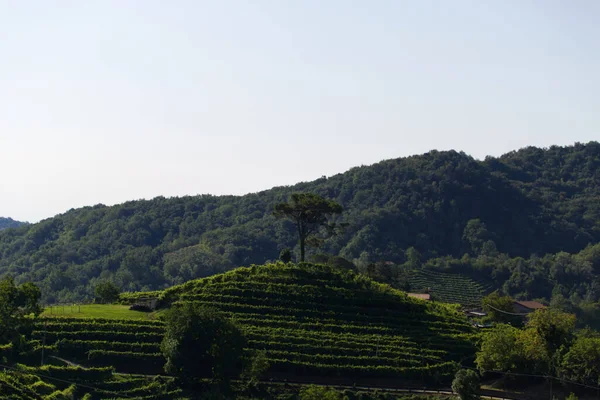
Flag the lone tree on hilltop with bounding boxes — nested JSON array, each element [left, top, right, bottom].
[[274, 193, 343, 262]]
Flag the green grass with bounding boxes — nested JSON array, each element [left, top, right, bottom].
[[41, 304, 158, 320]]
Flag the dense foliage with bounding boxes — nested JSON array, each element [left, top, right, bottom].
[[0, 217, 24, 231], [451, 369, 480, 400], [475, 309, 600, 389], [94, 281, 121, 304], [1, 142, 600, 302], [161, 303, 246, 388], [0, 277, 42, 348], [411, 243, 600, 328]]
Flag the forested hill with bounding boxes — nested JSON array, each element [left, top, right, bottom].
[[0, 217, 25, 230], [1, 142, 599, 302]]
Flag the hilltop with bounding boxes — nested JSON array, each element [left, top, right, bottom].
[[0, 217, 24, 231], [0, 142, 599, 302], [19, 263, 475, 399]]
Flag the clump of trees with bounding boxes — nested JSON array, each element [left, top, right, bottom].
[[94, 281, 121, 304], [0, 277, 42, 351], [475, 308, 600, 388], [161, 302, 268, 396]]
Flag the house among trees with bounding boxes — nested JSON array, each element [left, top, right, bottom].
[[513, 300, 545, 314]]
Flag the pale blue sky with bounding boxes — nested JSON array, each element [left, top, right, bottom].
[[1, 1, 599, 222]]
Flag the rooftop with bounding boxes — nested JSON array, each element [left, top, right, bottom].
[[514, 300, 546, 310]]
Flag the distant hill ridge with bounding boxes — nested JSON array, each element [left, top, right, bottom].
[[1, 141, 599, 302], [0, 217, 25, 230]]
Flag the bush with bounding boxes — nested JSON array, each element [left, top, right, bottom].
[[299, 385, 343, 400], [452, 369, 480, 400], [94, 281, 121, 304]]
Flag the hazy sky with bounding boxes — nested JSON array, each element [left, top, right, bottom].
[[1, 1, 599, 223]]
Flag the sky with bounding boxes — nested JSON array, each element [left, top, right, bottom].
[[1, 1, 599, 223]]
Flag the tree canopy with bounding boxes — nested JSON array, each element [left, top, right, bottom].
[[476, 309, 577, 378], [0, 277, 42, 345], [452, 369, 480, 400], [0, 217, 25, 231], [161, 303, 247, 390], [94, 281, 121, 304], [274, 193, 343, 261], [0, 142, 599, 303]]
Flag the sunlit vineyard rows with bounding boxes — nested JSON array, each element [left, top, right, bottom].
[[23, 263, 477, 398], [164, 264, 476, 382]]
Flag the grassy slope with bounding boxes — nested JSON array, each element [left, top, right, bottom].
[[41, 304, 158, 320]]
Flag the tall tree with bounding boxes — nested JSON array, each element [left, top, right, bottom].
[[274, 193, 343, 262]]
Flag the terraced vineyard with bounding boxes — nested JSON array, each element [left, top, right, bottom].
[[9, 263, 477, 398], [32, 318, 166, 375], [158, 263, 476, 383], [408, 269, 486, 307], [4, 317, 180, 399], [0, 364, 181, 400]]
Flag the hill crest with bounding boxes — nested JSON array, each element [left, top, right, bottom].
[[1, 142, 599, 302], [0, 217, 25, 230]]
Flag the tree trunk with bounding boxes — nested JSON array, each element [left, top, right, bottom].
[[300, 237, 305, 262]]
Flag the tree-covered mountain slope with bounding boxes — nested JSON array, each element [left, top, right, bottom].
[[0, 217, 25, 231], [1, 142, 599, 302], [35, 263, 475, 387]]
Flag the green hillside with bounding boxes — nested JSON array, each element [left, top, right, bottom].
[[0, 217, 24, 231], [152, 263, 473, 381], [20, 263, 475, 398], [1, 142, 600, 303]]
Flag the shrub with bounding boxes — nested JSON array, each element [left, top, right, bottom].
[[452, 369, 480, 400]]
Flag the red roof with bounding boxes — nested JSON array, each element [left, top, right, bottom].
[[514, 300, 546, 310], [408, 293, 431, 301]]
